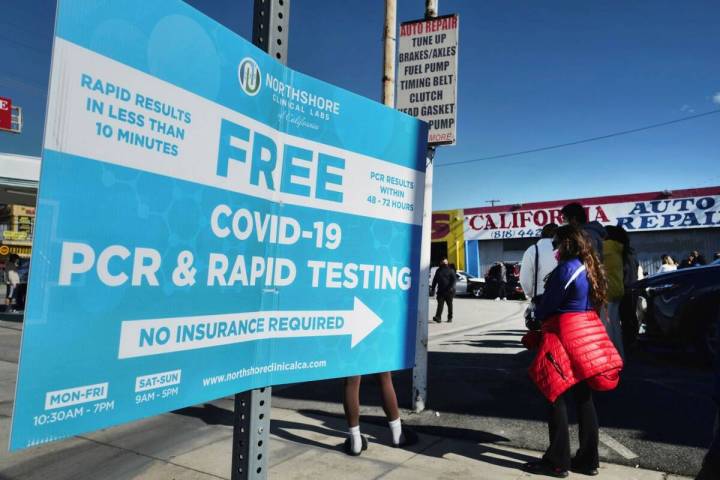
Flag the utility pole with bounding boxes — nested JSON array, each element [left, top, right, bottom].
[[485, 199, 501, 207], [382, 0, 396, 106], [412, 0, 439, 413], [231, 3, 290, 480]]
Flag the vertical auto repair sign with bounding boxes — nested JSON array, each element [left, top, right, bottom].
[[0, 97, 12, 131], [397, 15, 458, 146]]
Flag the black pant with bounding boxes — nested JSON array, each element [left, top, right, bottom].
[[496, 282, 507, 299], [698, 409, 720, 479], [543, 382, 599, 471], [620, 293, 639, 348], [435, 290, 454, 321]]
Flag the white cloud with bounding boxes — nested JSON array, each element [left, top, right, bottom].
[[713, 92, 720, 105], [680, 104, 695, 113]]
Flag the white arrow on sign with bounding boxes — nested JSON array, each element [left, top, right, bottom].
[[117, 297, 383, 359]]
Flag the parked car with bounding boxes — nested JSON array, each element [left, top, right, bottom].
[[455, 270, 485, 297], [630, 260, 720, 362], [483, 262, 525, 300], [428, 267, 485, 297]]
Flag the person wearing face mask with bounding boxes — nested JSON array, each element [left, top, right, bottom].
[[522, 225, 623, 478]]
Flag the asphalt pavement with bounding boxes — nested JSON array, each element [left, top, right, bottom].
[[273, 297, 714, 477]]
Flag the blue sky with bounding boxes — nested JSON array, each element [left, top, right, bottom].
[[1, 0, 718, 210]]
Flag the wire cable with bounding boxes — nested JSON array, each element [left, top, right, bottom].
[[435, 108, 720, 168]]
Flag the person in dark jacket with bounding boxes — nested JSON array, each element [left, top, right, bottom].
[[694, 253, 708, 266], [679, 251, 697, 269], [432, 258, 456, 323], [490, 261, 508, 300], [523, 225, 622, 478], [560, 202, 606, 260]]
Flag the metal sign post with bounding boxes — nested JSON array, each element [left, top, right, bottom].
[[409, 0, 454, 413], [232, 388, 272, 480], [231, 1, 290, 479], [413, 143, 434, 412]]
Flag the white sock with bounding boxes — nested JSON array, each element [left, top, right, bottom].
[[389, 417, 403, 445], [349, 425, 362, 454]]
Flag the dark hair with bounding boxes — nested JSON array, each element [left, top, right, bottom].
[[541, 223, 558, 239], [605, 225, 625, 244], [560, 202, 587, 224], [554, 224, 607, 309]]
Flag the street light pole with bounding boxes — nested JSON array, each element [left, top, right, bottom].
[[382, 0, 397, 107]]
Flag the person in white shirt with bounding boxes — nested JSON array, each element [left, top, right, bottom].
[[5, 255, 20, 310], [520, 223, 559, 300], [657, 254, 677, 274]]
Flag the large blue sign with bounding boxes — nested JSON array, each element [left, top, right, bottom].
[[10, 0, 427, 451]]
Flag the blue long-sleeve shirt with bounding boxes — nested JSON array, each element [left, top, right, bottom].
[[534, 258, 593, 321]]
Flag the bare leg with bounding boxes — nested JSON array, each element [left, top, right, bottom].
[[374, 372, 400, 421], [375, 371, 418, 447], [343, 376, 362, 427]]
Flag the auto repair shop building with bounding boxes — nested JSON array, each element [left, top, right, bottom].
[[431, 186, 720, 278]]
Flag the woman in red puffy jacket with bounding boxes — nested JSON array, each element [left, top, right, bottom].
[[523, 225, 623, 478]]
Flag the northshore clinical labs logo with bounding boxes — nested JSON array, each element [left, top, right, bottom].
[[238, 57, 261, 96]]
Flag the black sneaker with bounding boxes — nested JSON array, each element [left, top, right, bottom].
[[570, 465, 598, 476], [522, 460, 569, 478], [343, 435, 368, 456], [570, 458, 599, 476], [447, 318, 453, 323], [392, 425, 419, 448], [432, 317, 441, 323]]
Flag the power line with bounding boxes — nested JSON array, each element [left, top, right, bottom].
[[435, 108, 720, 168]]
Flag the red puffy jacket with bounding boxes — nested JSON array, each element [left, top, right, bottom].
[[528, 310, 624, 402]]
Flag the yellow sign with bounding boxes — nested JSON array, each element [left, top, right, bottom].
[[0, 245, 31, 258], [3, 230, 28, 241], [431, 209, 466, 271]]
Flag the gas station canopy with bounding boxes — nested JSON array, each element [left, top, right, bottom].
[[0, 152, 39, 205]]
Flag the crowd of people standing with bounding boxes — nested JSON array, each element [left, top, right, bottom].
[[341, 201, 717, 479]]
